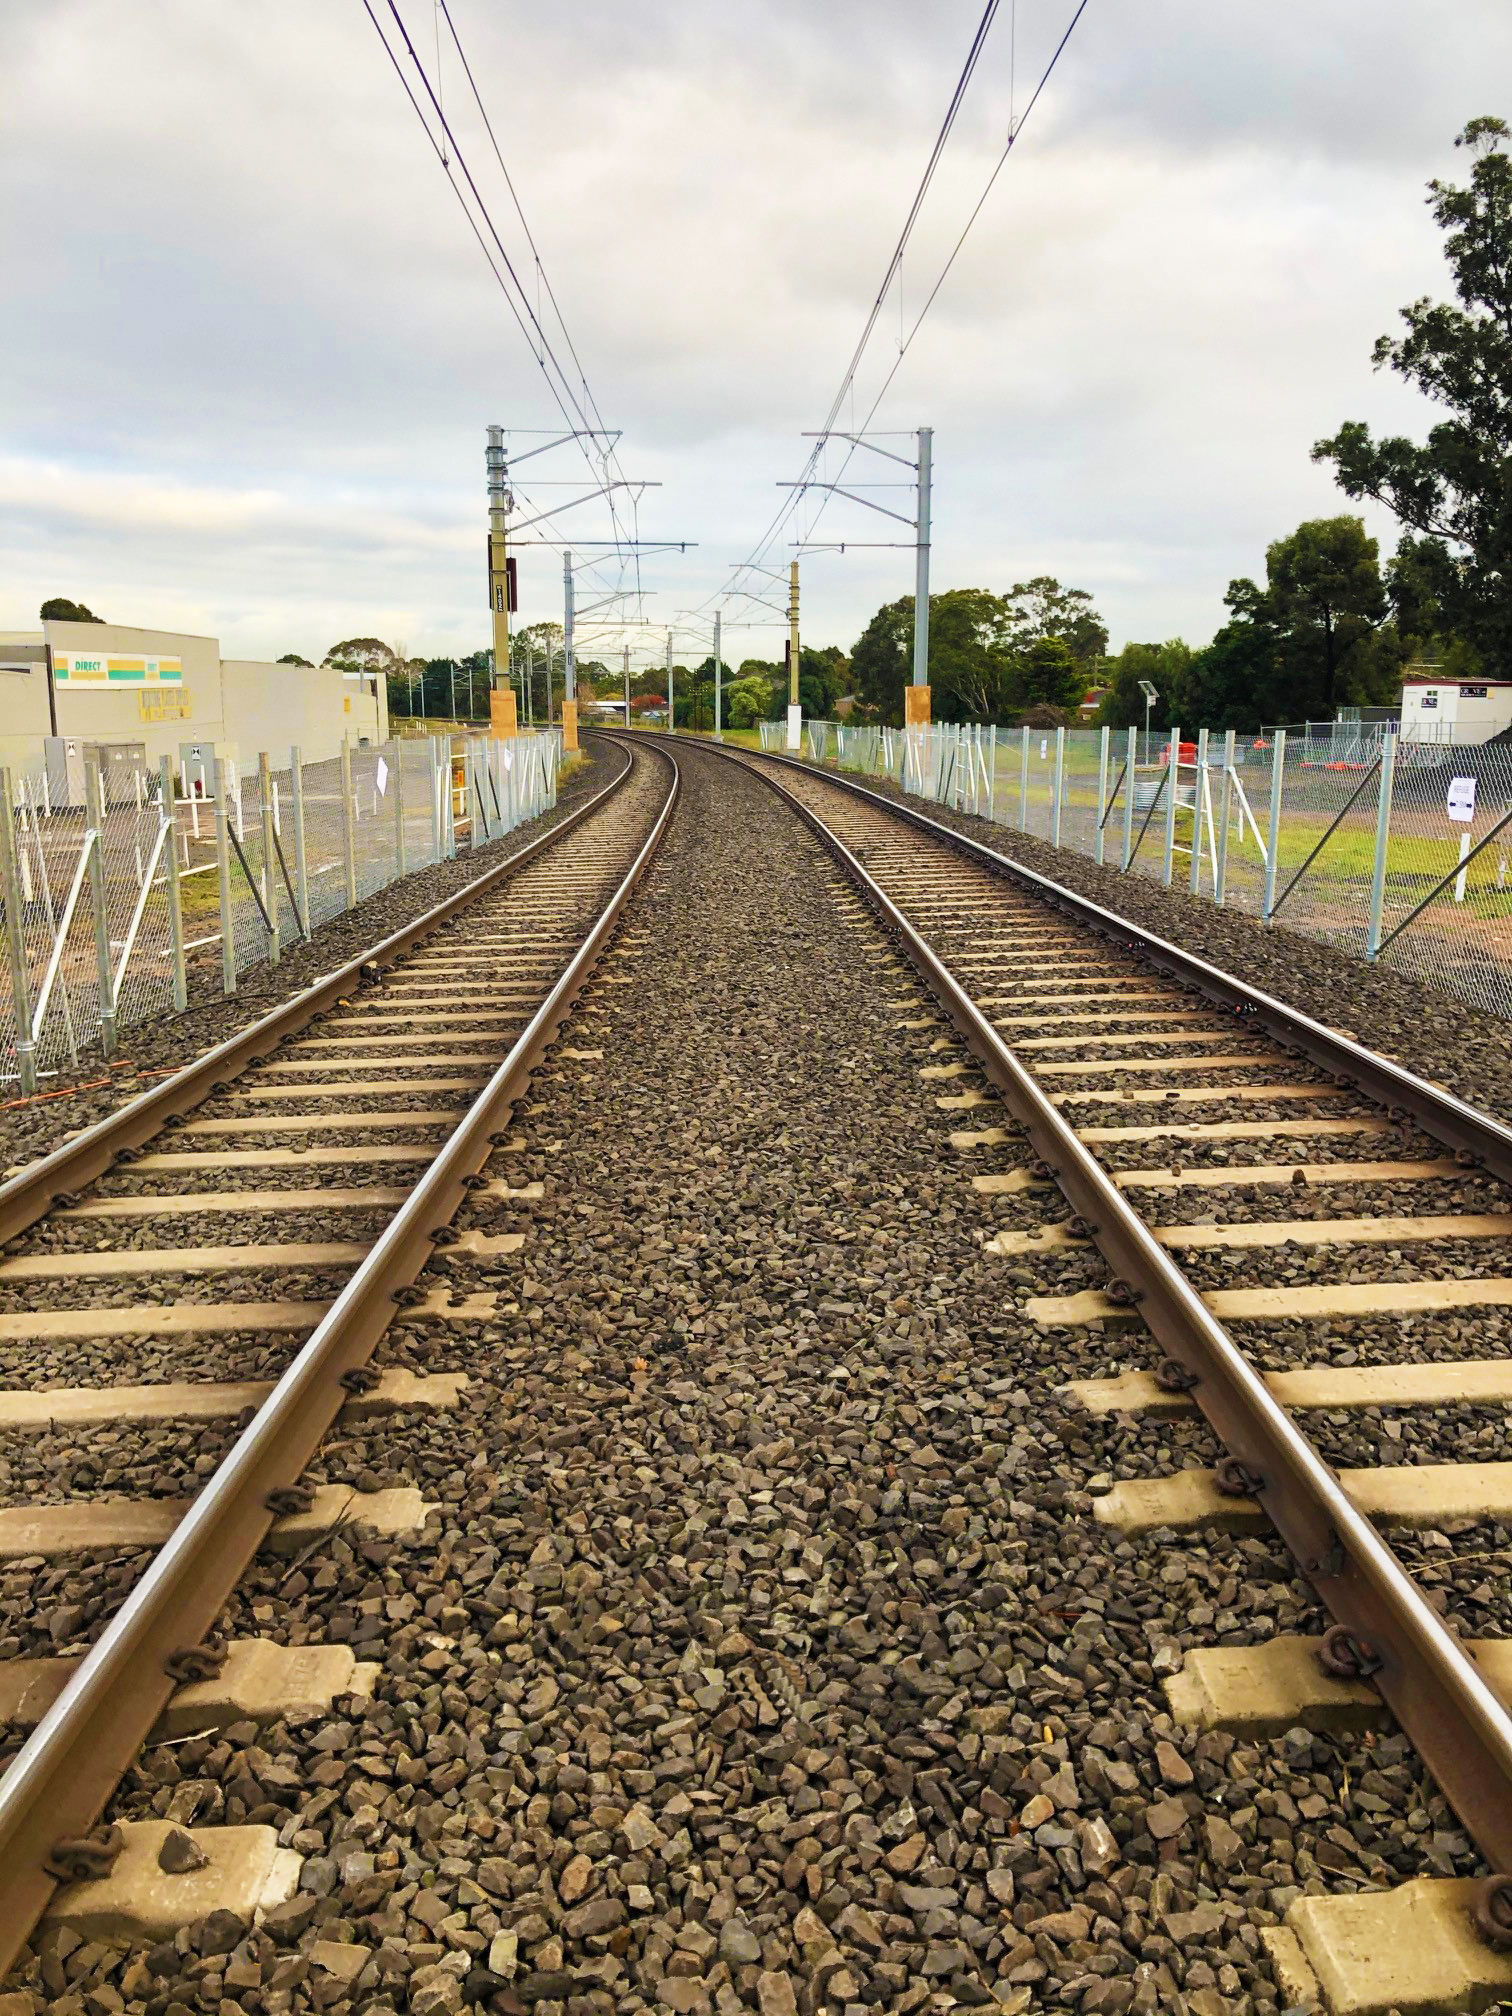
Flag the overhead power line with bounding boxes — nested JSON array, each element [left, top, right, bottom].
[[693, 0, 1088, 631], [360, 0, 638, 567]]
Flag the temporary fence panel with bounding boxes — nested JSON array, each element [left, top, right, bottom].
[[0, 729, 562, 1084]]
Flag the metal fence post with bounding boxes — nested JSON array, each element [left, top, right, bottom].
[[213, 752, 237, 996], [1189, 727, 1209, 895], [988, 725, 998, 823], [1215, 729, 1236, 907], [1050, 728, 1065, 847], [1018, 727, 1030, 833], [1366, 730, 1398, 960], [1093, 726, 1110, 866], [429, 738, 444, 865], [84, 756, 118, 1051], [1122, 726, 1136, 870], [159, 755, 187, 1011], [1162, 723, 1180, 887], [393, 741, 407, 881], [0, 770, 37, 1094], [340, 737, 358, 910], [258, 751, 281, 966], [1263, 729, 1287, 921], [290, 746, 310, 934]]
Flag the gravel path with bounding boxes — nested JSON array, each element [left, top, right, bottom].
[[0, 747, 611, 1177], [792, 760, 1512, 1128], [10, 735, 1486, 2016]]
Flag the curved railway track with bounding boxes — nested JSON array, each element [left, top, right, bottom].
[[711, 739, 1512, 2009], [0, 732, 676, 1966]]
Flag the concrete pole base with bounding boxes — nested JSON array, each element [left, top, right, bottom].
[[786, 703, 802, 751]]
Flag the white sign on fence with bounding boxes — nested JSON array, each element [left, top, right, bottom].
[[1447, 775, 1476, 824], [375, 756, 390, 798]]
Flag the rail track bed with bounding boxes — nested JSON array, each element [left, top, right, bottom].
[[722, 746, 1512, 2016], [5, 732, 1512, 2016], [0, 734, 674, 1992]]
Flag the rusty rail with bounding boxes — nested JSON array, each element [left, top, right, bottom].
[[0, 737, 676, 1965]]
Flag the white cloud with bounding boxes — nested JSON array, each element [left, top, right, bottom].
[[2, 0, 1505, 666]]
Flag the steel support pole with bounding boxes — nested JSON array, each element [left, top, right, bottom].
[[158, 756, 187, 1011], [787, 562, 801, 750], [1163, 724, 1181, 887], [1051, 727, 1066, 848], [1215, 729, 1236, 907], [563, 552, 575, 701], [1018, 727, 1030, 833], [290, 746, 310, 928], [393, 741, 408, 881], [83, 757, 118, 1053], [713, 611, 723, 743], [1122, 726, 1137, 870], [1094, 726, 1110, 866], [666, 633, 675, 734], [213, 752, 237, 998], [1263, 730, 1287, 921], [1189, 728, 1209, 895], [340, 738, 358, 910], [258, 752, 280, 966], [0, 770, 37, 1093], [912, 426, 932, 691], [1366, 730, 1398, 961]]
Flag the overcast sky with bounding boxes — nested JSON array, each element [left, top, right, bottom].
[[3, 1, 1507, 673]]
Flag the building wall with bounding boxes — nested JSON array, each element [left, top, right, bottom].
[[223, 660, 386, 765], [1401, 679, 1512, 743], [0, 625, 391, 780]]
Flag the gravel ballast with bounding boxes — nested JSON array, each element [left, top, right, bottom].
[[9, 735, 1495, 2016]]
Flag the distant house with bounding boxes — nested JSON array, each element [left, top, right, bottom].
[[1078, 685, 1108, 720]]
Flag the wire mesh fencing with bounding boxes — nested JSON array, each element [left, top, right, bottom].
[[0, 728, 562, 1089], [768, 717, 1512, 1027]]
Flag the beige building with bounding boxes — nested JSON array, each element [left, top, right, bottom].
[[0, 620, 387, 792]]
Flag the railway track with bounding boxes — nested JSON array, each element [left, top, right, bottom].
[[0, 732, 676, 1968], [715, 741, 1512, 2015]]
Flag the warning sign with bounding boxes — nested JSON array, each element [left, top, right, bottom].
[[1447, 776, 1476, 824]]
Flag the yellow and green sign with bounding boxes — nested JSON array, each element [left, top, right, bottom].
[[55, 653, 183, 688]]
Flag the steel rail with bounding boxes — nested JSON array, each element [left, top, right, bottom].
[[0, 738, 677, 1964], [724, 744, 1512, 1890], [0, 739, 635, 1251], [730, 746, 1512, 1186]]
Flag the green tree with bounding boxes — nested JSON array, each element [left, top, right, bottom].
[[726, 675, 772, 729], [1003, 578, 1108, 674], [850, 597, 912, 721], [40, 597, 102, 623], [1018, 636, 1084, 712], [1314, 117, 1512, 671], [277, 652, 312, 666], [1097, 640, 1193, 730], [1263, 517, 1401, 714]]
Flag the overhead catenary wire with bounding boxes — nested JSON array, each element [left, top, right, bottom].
[[689, 0, 1088, 635], [361, 0, 636, 563]]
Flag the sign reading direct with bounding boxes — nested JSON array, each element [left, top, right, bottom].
[[54, 653, 183, 688]]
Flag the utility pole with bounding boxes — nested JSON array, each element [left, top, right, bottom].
[[623, 645, 631, 731], [713, 609, 723, 742], [666, 632, 675, 734], [562, 550, 578, 751], [787, 561, 801, 750], [485, 427, 517, 737], [907, 426, 932, 728]]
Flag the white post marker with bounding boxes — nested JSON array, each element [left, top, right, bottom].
[[1449, 773, 1476, 903]]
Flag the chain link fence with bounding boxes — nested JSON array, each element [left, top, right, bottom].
[[761, 718, 1512, 1025], [0, 728, 562, 1091]]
